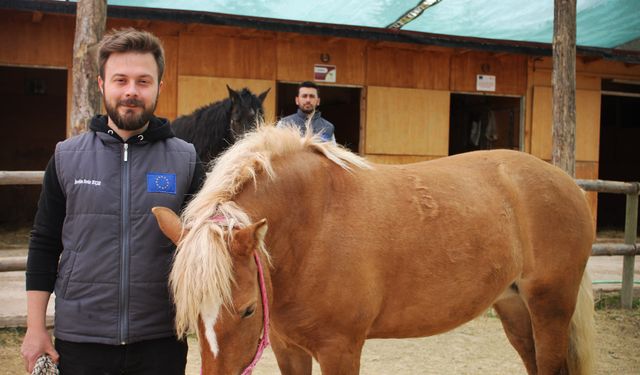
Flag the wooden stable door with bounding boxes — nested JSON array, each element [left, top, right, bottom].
[[365, 86, 450, 162], [530, 86, 601, 163]]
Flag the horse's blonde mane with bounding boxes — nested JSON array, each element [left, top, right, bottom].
[[170, 124, 370, 337]]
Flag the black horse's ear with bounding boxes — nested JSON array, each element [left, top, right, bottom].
[[227, 85, 240, 104], [258, 88, 271, 103]]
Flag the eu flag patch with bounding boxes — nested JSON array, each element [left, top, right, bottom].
[[147, 173, 176, 194]]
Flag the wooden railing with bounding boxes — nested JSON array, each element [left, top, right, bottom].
[[0, 171, 44, 272], [0, 171, 44, 185], [576, 179, 639, 309]]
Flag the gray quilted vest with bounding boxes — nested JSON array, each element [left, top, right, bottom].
[[279, 109, 335, 142], [53, 130, 196, 345]]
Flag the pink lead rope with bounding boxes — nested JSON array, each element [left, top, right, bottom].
[[240, 251, 271, 375]]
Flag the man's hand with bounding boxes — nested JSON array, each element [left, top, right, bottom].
[[21, 326, 59, 373], [22, 291, 58, 373]]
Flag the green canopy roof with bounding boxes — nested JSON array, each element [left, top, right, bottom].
[[104, 0, 640, 49]]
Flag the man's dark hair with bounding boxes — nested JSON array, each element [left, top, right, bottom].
[[298, 81, 320, 96], [98, 28, 165, 81]]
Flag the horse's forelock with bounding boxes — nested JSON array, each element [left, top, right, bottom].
[[170, 217, 236, 339]]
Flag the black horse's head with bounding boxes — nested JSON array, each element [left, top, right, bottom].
[[227, 85, 270, 139]]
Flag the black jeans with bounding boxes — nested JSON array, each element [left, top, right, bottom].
[[55, 336, 188, 375]]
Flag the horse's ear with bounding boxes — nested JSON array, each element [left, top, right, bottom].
[[226, 85, 240, 104], [152, 207, 187, 245], [257, 88, 271, 103], [232, 219, 268, 257]]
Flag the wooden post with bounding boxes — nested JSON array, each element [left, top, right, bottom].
[[551, 0, 577, 177], [70, 0, 107, 136], [622, 190, 638, 309]]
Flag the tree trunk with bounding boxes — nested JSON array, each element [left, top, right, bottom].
[[70, 0, 107, 136], [552, 0, 577, 177]]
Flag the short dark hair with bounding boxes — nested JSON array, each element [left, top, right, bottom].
[[98, 28, 165, 81], [298, 81, 319, 96]]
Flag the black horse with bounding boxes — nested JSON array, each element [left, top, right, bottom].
[[172, 85, 270, 164]]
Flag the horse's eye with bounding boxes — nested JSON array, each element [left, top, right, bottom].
[[241, 306, 255, 319]]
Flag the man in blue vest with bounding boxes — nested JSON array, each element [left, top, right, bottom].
[[21, 28, 204, 374], [278, 81, 336, 143]]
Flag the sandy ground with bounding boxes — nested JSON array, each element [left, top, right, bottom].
[[2, 307, 639, 375], [200, 308, 640, 375]]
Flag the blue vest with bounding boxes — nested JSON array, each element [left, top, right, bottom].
[[278, 109, 335, 142]]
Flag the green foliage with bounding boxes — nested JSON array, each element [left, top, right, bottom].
[[594, 291, 640, 311], [0, 327, 25, 346]]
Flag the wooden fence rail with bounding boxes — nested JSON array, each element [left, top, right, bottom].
[[0, 171, 44, 185], [0, 256, 26, 272]]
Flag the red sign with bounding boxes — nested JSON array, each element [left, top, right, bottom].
[[314, 64, 336, 83]]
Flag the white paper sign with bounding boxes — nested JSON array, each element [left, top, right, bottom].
[[476, 74, 496, 92]]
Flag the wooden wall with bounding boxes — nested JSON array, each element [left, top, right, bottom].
[[177, 76, 276, 123], [2, 8, 640, 174], [0, 10, 74, 68], [278, 34, 367, 84], [365, 44, 450, 90], [450, 52, 528, 95]]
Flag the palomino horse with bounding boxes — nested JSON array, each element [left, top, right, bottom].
[[171, 85, 270, 164], [153, 125, 595, 375]]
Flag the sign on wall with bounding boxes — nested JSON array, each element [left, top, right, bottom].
[[476, 74, 496, 92], [314, 64, 337, 83]]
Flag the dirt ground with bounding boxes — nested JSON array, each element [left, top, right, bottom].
[[2, 304, 638, 375], [2, 229, 638, 374]]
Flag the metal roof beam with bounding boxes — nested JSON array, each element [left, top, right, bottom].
[[387, 0, 442, 29]]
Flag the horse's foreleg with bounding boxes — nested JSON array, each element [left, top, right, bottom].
[[315, 338, 364, 375], [493, 291, 537, 375], [270, 332, 313, 375]]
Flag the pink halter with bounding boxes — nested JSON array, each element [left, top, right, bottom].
[[240, 251, 271, 375]]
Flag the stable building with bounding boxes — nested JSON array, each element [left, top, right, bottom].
[[0, 1, 639, 230]]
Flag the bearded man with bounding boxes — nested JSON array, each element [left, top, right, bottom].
[[21, 28, 204, 375], [277, 81, 335, 143]]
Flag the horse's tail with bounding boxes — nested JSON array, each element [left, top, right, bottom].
[[567, 271, 595, 375]]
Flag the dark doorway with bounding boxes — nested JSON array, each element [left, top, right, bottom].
[[276, 82, 361, 153], [597, 79, 640, 233], [0, 66, 67, 226], [449, 94, 521, 155]]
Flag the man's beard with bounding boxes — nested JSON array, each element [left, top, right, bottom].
[[299, 104, 316, 115], [105, 97, 156, 131]]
